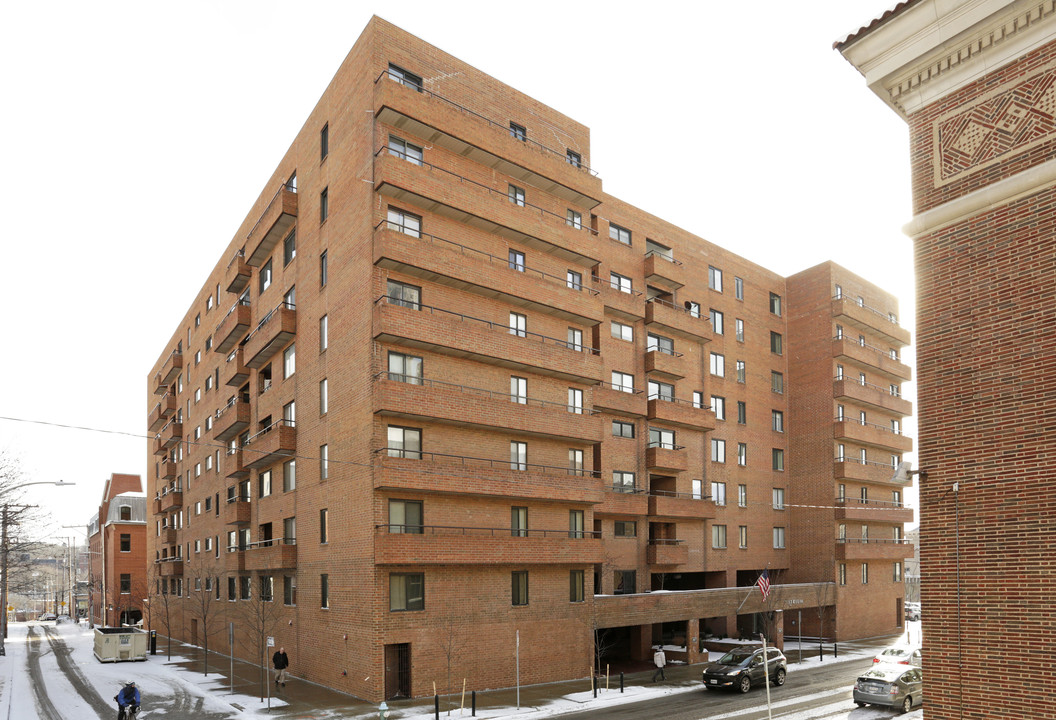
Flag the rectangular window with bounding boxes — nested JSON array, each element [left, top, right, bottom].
[[692, 478, 703, 499], [772, 410, 784, 432], [320, 574, 329, 608], [390, 573, 425, 611], [894, 562, 903, 582], [772, 448, 785, 471], [614, 520, 637, 537], [612, 471, 635, 493], [387, 279, 421, 309], [710, 309, 724, 335], [737, 401, 747, 424], [834, 283, 843, 299], [569, 509, 585, 538], [567, 269, 582, 290], [769, 292, 782, 316], [389, 352, 423, 384], [510, 441, 527, 471], [320, 444, 328, 480], [773, 527, 786, 549], [735, 318, 744, 342], [388, 135, 423, 165], [712, 524, 727, 549], [612, 420, 635, 438], [120, 534, 131, 552], [566, 209, 582, 229], [739, 526, 748, 549], [387, 426, 422, 459], [319, 378, 328, 415], [319, 122, 329, 160], [259, 259, 273, 294], [711, 396, 726, 420], [647, 333, 673, 354], [509, 312, 527, 337], [711, 481, 726, 506], [772, 488, 785, 510], [710, 353, 725, 377], [836, 324, 844, 340], [770, 331, 783, 355], [738, 484, 747, 507], [260, 575, 274, 602], [508, 184, 525, 207], [569, 570, 584, 602], [389, 500, 423, 534], [737, 443, 747, 466], [319, 508, 328, 543], [283, 229, 296, 266], [566, 149, 581, 167], [686, 301, 701, 318], [387, 207, 421, 237], [284, 575, 297, 606], [708, 266, 723, 292], [693, 391, 705, 409], [771, 371, 784, 394], [509, 376, 528, 404], [610, 272, 632, 293], [387, 63, 422, 91], [647, 380, 673, 401], [283, 459, 296, 492], [609, 223, 631, 245], [568, 388, 583, 414], [120, 574, 131, 593], [319, 251, 328, 287], [711, 439, 726, 464], [283, 343, 296, 379], [648, 427, 675, 449], [612, 371, 634, 393], [511, 506, 528, 537], [611, 321, 633, 341], [240, 575, 252, 600], [567, 328, 584, 352], [509, 122, 526, 141], [862, 563, 869, 584], [614, 570, 636, 595], [319, 187, 329, 223], [511, 571, 529, 606]]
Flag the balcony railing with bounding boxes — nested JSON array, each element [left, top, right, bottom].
[[373, 447, 600, 478], [373, 372, 596, 415], [645, 296, 711, 341], [376, 524, 600, 539], [243, 418, 297, 469], [246, 183, 297, 266], [214, 296, 252, 354], [225, 249, 251, 294], [244, 301, 297, 369]]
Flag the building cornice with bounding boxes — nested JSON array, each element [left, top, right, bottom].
[[839, 0, 1056, 118]]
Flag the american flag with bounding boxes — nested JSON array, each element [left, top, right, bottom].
[[756, 570, 771, 601]]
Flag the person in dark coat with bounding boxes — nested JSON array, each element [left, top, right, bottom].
[[114, 681, 140, 719], [273, 646, 290, 686]]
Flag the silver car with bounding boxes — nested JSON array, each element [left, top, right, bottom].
[[853, 664, 923, 713]]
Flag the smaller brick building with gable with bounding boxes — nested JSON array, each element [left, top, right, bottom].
[[87, 473, 147, 627]]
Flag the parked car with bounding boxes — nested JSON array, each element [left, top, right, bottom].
[[37, 613, 57, 621], [854, 664, 923, 713], [873, 644, 922, 666], [702, 646, 786, 693], [905, 603, 921, 621]]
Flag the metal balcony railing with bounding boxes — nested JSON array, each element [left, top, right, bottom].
[[375, 447, 601, 478], [376, 523, 601, 539], [374, 372, 597, 414]]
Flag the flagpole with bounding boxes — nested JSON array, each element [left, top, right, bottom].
[[760, 633, 773, 720]]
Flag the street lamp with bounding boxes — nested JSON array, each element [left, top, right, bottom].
[[61, 525, 93, 627], [0, 480, 75, 654]]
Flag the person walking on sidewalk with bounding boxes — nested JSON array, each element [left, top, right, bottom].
[[652, 646, 667, 682], [273, 647, 290, 687]]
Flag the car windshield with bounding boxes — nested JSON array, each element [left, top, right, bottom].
[[881, 648, 908, 658], [718, 650, 754, 665]]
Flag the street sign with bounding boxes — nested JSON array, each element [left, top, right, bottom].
[[267, 636, 275, 647]]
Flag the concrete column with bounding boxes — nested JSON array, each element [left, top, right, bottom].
[[631, 625, 652, 661], [773, 610, 785, 651], [685, 618, 701, 664]]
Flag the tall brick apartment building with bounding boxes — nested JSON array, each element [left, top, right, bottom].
[[147, 17, 913, 701], [838, 1, 1056, 718], [87, 473, 147, 626]]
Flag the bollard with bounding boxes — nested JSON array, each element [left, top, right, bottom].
[[434, 694, 439, 719], [834, 642, 838, 658], [620, 672, 624, 693], [471, 690, 476, 717], [378, 700, 388, 720], [593, 674, 597, 699]]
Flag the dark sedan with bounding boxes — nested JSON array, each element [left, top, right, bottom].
[[702, 646, 786, 693]]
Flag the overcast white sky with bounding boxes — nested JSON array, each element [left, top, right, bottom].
[[0, 1, 915, 535]]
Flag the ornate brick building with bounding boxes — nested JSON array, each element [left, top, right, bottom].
[[87, 473, 147, 627], [839, 1, 1056, 718], [147, 17, 914, 701]]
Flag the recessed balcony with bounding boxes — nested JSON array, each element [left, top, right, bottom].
[[244, 303, 296, 370], [835, 498, 914, 524], [158, 350, 183, 388], [645, 444, 688, 473], [373, 225, 604, 325], [647, 493, 716, 521], [215, 300, 253, 354], [644, 253, 686, 290], [834, 378, 913, 415], [214, 399, 251, 442], [646, 540, 688, 566], [148, 393, 176, 432], [592, 385, 647, 417], [223, 549, 245, 573], [834, 420, 913, 453], [244, 540, 297, 571], [373, 298, 603, 384], [223, 497, 251, 525], [833, 338, 912, 382], [373, 374, 603, 444], [373, 73, 602, 207], [225, 250, 251, 294], [644, 349, 687, 380], [223, 448, 249, 479], [243, 420, 297, 470], [246, 184, 297, 267], [832, 297, 911, 346], [836, 539, 914, 561], [647, 397, 716, 431], [596, 487, 649, 516], [223, 347, 250, 388], [158, 559, 183, 577], [373, 525, 603, 566], [374, 453, 604, 505], [595, 277, 645, 322], [645, 299, 710, 342], [373, 150, 601, 268]]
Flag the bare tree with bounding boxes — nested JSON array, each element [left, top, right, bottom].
[[435, 613, 467, 713], [146, 562, 176, 660], [184, 557, 221, 675], [234, 574, 285, 699]]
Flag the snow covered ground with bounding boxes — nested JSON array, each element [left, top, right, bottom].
[[0, 620, 923, 719]]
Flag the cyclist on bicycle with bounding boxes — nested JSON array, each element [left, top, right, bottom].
[[114, 681, 140, 719]]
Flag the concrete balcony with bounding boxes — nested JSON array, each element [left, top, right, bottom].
[[647, 493, 716, 521], [835, 498, 914, 524], [644, 349, 687, 380], [214, 300, 253, 354], [374, 454, 604, 505], [243, 421, 297, 470], [836, 539, 914, 561], [246, 184, 297, 267], [645, 299, 710, 342], [597, 282, 646, 322], [647, 397, 716, 431], [161, 527, 177, 544], [158, 559, 183, 577], [244, 541, 297, 571], [834, 378, 913, 416], [596, 488, 649, 516], [832, 297, 911, 346], [223, 550, 245, 573], [223, 347, 250, 388], [834, 459, 904, 485], [833, 338, 912, 382], [592, 386, 647, 417], [646, 541, 689, 566], [223, 498, 251, 525], [645, 445, 688, 473], [155, 489, 183, 513], [644, 253, 686, 290], [373, 299, 603, 384], [373, 226, 603, 326], [223, 448, 250, 479], [148, 393, 176, 432], [374, 526, 603, 566], [373, 151, 601, 268], [225, 250, 251, 294], [244, 303, 296, 370], [160, 461, 177, 480], [834, 420, 913, 453], [373, 75, 602, 208], [214, 399, 251, 442], [157, 350, 183, 389], [373, 375, 603, 443]]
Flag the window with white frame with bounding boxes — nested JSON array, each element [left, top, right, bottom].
[[736, 318, 744, 342], [510, 376, 527, 404], [647, 380, 673, 401], [610, 272, 632, 293], [387, 207, 421, 237], [710, 309, 724, 335], [388, 135, 423, 165], [772, 488, 785, 510], [710, 352, 725, 377], [508, 249, 525, 271], [568, 388, 583, 414], [612, 471, 635, 493], [708, 266, 723, 292], [773, 526, 786, 549], [509, 312, 527, 337], [611, 321, 633, 341], [737, 443, 747, 466], [612, 371, 634, 393], [510, 441, 527, 471], [711, 481, 726, 505], [712, 524, 727, 549], [609, 223, 631, 245], [711, 439, 726, 464], [566, 209, 582, 229]]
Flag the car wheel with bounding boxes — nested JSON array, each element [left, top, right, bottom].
[[901, 696, 913, 713], [855, 702, 866, 707], [738, 675, 751, 693], [772, 668, 786, 686]]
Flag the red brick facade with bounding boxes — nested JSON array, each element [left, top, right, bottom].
[[88, 473, 147, 627], [148, 17, 913, 702]]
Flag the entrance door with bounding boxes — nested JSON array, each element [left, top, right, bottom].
[[384, 643, 411, 699]]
